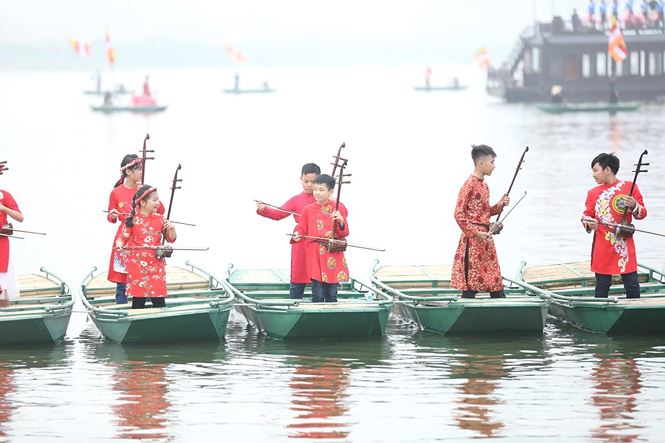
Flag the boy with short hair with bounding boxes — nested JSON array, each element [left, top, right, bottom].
[[582, 153, 647, 298], [451, 145, 510, 299], [257, 163, 321, 299], [293, 174, 349, 303]]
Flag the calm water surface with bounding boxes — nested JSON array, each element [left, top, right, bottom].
[[1, 65, 664, 441]]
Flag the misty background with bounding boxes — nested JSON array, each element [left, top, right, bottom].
[[1, 0, 586, 70]]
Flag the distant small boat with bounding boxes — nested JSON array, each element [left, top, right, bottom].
[[1, 268, 74, 345], [223, 88, 276, 94], [90, 104, 168, 113], [413, 84, 467, 91], [537, 102, 641, 114]]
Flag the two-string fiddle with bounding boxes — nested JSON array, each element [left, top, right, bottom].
[[157, 164, 183, 258], [615, 149, 648, 238], [140, 133, 154, 183], [489, 146, 529, 235]]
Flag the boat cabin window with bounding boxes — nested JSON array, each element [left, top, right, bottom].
[[630, 52, 640, 76], [582, 54, 591, 78], [640, 51, 646, 76], [649, 52, 663, 76], [614, 58, 624, 76], [532, 47, 541, 73], [596, 52, 607, 77]]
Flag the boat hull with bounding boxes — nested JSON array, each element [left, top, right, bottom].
[[0, 308, 72, 345], [235, 303, 390, 339], [223, 89, 275, 94], [548, 299, 665, 334], [89, 307, 231, 343], [537, 103, 640, 114], [413, 85, 467, 91], [90, 105, 168, 113], [396, 300, 548, 335]]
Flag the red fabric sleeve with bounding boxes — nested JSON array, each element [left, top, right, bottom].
[[256, 195, 296, 221], [1, 191, 20, 213], [107, 189, 118, 223], [489, 202, 502, 216], [581, 189, 596, 228], [454, 181, 477, 237], [631, 183, 647, 220], [295, 205, 309, 236], [335, 203, 349, 238]]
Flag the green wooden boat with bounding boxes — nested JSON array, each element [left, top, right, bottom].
[[90, 104, 168, 113], [223, 266, 394, 339], [518, 261, 665, 335], [537, 102, 640, 114], [80, 262, 234, 343], [370, 262, 549, 335], [0, 268, 74, 345]]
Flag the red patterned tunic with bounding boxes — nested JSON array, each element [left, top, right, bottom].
[[296, 200, 350, 284], [118, 213, 175, 299], [583, 180, 646, 275], [0, 190, 20, 273], [257, 192, 315, 284], [451, 175, 503, 292], [107, 184, 164, 283]]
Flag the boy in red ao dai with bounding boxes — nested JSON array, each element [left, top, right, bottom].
[[293, 174, 349, 303]]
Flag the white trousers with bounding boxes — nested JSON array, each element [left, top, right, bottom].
[[0, 258, 20, 299]]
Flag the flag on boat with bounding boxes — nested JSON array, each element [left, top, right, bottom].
[[474, 47, 490, 71], [608, 17, 628, 62], [224, 44, 248, 63], [106, 47, 116, 65], [69, 38, 91, 56]]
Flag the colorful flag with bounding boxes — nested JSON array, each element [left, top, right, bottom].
[[608, 17, 628, 62], [474, 47, 490, 71], [107, 47, 116, 65], [69, 38, 92, 56]]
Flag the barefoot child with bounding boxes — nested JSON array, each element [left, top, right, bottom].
[[116, 185, 176, 309], [293, 174, 349, 303], [451, 145, 510, 299], [256, 163, 320, 299]]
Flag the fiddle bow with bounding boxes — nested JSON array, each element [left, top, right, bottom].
[[615, 149, 648, 238], [489, 146, 529, 235]]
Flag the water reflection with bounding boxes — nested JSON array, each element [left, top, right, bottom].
[[413, 332, 547, 439], [246, 334, 392, 440], [0, 365, 15, 438], [287, 357, 351, 440]]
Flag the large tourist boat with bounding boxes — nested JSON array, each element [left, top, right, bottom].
[[487, 16, 665, 102]]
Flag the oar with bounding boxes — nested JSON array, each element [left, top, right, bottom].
[[254, 200, 301, 216], [102, 210, 196, 227], [287, 234, 385, 252], [596, 220, 665, 239]]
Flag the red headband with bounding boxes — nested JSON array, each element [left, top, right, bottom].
[[120, 158, 143, 172], [136, 186, 157, 202]]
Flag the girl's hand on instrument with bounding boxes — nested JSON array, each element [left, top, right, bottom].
[[500, 194, 510, 207], [163, 220, 174, 231], [256, 201, 267, 210], [109, 208, 119, 221], [331, 210, 344, 222], [292, 232, 302, 242]]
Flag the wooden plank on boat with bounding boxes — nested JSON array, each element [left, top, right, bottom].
[[523, 261, 650, 288], [17, 273, 62, 296], [85, 266, 209, 296], [374, 265, 452, 289]]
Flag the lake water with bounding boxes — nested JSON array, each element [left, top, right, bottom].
[[1, 65, 665, 441]]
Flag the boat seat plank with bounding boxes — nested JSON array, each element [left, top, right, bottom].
[[374, 265, 452, 282], [85, 266, 210, 296], [17, 273, 63, 296], [229, 269, 291, 285]]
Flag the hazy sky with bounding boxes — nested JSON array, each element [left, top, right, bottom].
[[0, 0, 588, 67]]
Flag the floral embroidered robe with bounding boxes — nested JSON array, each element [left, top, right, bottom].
[[118, 213, 175, 299], [257, 192, 315, 284], [296, 200, 350, 284], [107, 184, 164, 283], [583, 180, 646, 275], [450, 175, 503, 292]]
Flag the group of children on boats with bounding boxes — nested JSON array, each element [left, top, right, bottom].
[[0, 145, 648, 308]]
